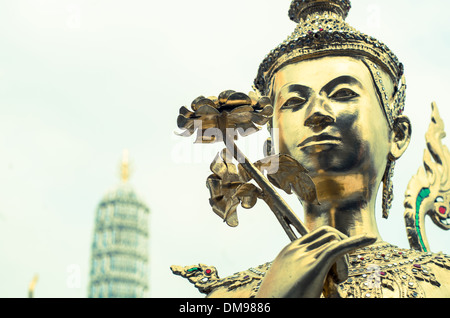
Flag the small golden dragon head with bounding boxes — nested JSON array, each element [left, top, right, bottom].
[[404, 102, 450, 251], [422, 102, 450, 229]]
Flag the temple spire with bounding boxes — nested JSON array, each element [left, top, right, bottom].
[[89, 150, 150, 298], [121, 149, 130, 183]]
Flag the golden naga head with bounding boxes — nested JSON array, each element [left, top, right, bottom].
[[422, 103, 450, 229], [404, 102, 450, 252], [406, 103, 450, 228]]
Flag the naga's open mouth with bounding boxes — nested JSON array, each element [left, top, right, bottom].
[[439, 217, 450, 226], [438, 214, 450, 226]]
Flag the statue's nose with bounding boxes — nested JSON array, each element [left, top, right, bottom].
[[304, 98, 335, 128], [304, 112, 335, 127]]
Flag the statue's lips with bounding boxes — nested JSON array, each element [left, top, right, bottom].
[[297, 134, 342, 149]]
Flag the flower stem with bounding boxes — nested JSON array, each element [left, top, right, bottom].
[[223, 129, 308, 241]]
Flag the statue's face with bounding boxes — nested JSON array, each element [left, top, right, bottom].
[[271, 56, 391, 185]]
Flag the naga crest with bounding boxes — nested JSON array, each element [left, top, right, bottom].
[[404, 102, 450, 252]]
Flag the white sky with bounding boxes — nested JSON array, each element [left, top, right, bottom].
[[0, 0, 449, 298]]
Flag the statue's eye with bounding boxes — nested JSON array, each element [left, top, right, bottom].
[[330, 88, 358, 101], [435, 196, 444, 203], [281, 97, 306, 110]]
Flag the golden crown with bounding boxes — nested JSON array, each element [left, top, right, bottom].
[[254, 0, 406, 128]]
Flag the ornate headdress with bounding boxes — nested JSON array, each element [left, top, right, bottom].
[[254, 0, 408, 218], [254, 0, 406, 130]]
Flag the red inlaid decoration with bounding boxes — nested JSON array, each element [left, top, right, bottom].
[[439, 206, 447, 215]]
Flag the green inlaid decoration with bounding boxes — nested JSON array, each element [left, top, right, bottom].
[[415, 188, 431, 252]]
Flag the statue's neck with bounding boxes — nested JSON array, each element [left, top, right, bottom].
[[301, 174, 383, 241]]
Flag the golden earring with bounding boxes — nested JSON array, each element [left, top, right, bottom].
[[382, 160, 395, 219]]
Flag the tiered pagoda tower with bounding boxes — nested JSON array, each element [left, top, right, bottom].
[[88, 150, 150, 298]]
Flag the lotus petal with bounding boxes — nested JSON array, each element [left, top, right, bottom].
[[223, 197, 240, 227], [248, 91, 260, 106], [256, 96, 272, 109], [235, 183, 261, 209], [218, 90, 236, 104], [227, 112, 253, 126], [261, 154, 319, 204], [207, 96, 220, 108], [210, 153, 228, 178], [225, 92, 252, 106], [179, 106, 195, 118], [208, 182, 241, 227], [195, 104, 220, 116], [177, 114, 195, 132], [191, 95, 206, 111], [230, 105, 254, 113], [251, 113, 271, 126], [260, 105, 274, 116], [191, 96, 217, 111], [210, 198, 226, 220], [206, 174, 223, 200], [291, 173, 319, 205], [209, 151, 241, 183], [251, 105, 274, 125], [174, 129, 194, 137], [197, 117, 220, 130]]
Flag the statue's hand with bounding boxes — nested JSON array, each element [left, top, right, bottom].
[[256, 226, 377, 298]]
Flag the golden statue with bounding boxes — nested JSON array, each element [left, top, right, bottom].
[[172, 0, 450, 298]]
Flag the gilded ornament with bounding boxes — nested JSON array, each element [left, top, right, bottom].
[[404, 102, 450, 252]]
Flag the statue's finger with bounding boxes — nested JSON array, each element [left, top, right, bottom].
[[319, 234, 377, 266]]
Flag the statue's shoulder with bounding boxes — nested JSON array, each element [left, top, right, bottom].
[[330, 244, 450, 298], [421, 251, 450, 297], [170, 262, 271, 298]]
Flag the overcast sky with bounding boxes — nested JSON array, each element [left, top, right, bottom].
[[1, 0, 450, 298]]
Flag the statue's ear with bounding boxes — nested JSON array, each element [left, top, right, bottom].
[[389, 115, 411, 160]]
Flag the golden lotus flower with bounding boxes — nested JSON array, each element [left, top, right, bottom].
[[176, 89, 312, 240], [206, 150, 261, 227], [177, 90, 273, 143]]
